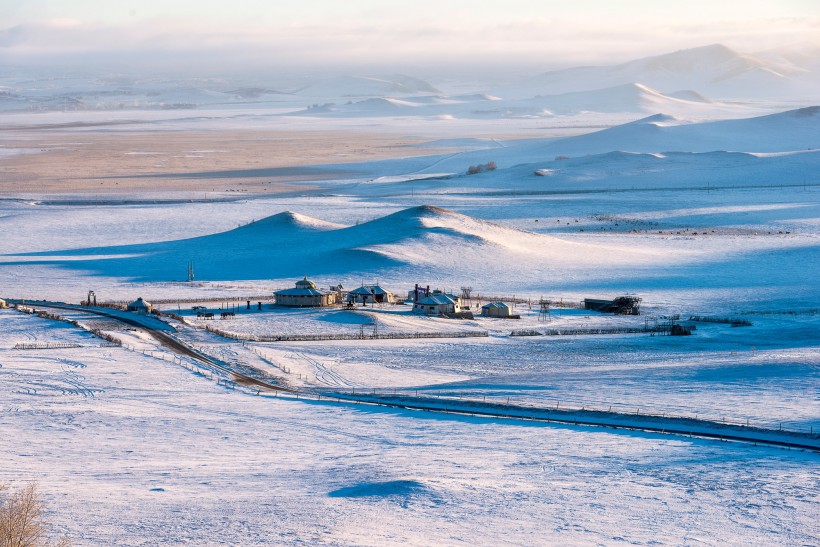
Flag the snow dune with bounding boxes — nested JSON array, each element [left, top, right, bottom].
[[8, 205, 674, 283]]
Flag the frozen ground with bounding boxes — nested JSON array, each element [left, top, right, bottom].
[[1, 99, 819, 544]]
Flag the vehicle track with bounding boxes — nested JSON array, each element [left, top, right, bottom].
[[296, 352, 357, 388], [13, 301, 294, 393]]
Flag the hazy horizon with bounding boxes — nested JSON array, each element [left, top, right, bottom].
[[2, 0, 819, 76]]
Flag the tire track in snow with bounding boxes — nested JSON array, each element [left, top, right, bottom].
[[296, 352, 359, 388]]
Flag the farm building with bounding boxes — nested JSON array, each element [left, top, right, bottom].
[[407, 284, 432, 303], [412, 290, 466, 315], [481, 302, 512, 317], [584, 296, 642, 315], [127, 297, 152, 314], [348, 284, 393, 305], [275, 277, 337, 308]]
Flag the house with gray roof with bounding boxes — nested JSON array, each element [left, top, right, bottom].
[[348, 284, 393, 305]]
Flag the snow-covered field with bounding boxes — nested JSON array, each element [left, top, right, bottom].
[[1, 311, 818, 545], [1, 53, 819, 543]]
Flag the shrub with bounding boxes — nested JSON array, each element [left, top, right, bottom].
[[0, 482, 70, 546]]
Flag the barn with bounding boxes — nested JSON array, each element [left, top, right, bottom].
[[481, 301, 512, 317], [127, 297, 152, 314], [275, 277, 337, 307], [348, 284, 393, 305]]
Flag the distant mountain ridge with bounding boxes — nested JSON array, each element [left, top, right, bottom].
[[499, 44, 815, 99]]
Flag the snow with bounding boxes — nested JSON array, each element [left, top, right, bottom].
[[1, 62, 819, 544]]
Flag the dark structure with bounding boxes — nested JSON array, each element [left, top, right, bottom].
[[584, 296, 642, 315], [670, 324, 692, 336]]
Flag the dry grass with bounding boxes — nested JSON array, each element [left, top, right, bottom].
[[0, 129, 442, 194]]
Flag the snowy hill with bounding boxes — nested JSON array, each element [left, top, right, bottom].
[[17, 206, 666, 283], [329, 107, 820, 179], [538, 106, 820, 156], [499, 44, 814, 99], [447, 149, 820, 195]]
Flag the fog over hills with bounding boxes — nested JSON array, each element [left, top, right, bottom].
[[1, 44, 817, 115]]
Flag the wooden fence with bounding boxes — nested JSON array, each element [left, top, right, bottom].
[[510, 326, 672, 337], [689, 316, 753, 327], [205, 325, 488, 342], [13, 342, 82, 350]]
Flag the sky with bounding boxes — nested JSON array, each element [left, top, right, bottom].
[[1, 0, 818, 74]]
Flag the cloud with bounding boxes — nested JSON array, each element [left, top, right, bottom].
[[1, 14, 818, 73]]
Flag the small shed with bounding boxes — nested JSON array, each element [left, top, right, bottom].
[[481, 302, 512, 318], [348, 285, 393, 305], [127, 297, 152, 314], [275, 277, 336, 308]]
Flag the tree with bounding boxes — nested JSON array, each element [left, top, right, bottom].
[[0, 482, 70, 547]]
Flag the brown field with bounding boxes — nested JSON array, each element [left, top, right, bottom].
[[0, 129, 450, 194]]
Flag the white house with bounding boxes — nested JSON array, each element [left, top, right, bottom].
[[412, 291, 464, 315]]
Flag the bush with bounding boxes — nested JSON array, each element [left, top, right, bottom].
[[0, 482, 70, 546], [466, 161, 497, 175]]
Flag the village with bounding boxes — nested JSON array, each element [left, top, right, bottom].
[[51, 277, 700, 345]]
